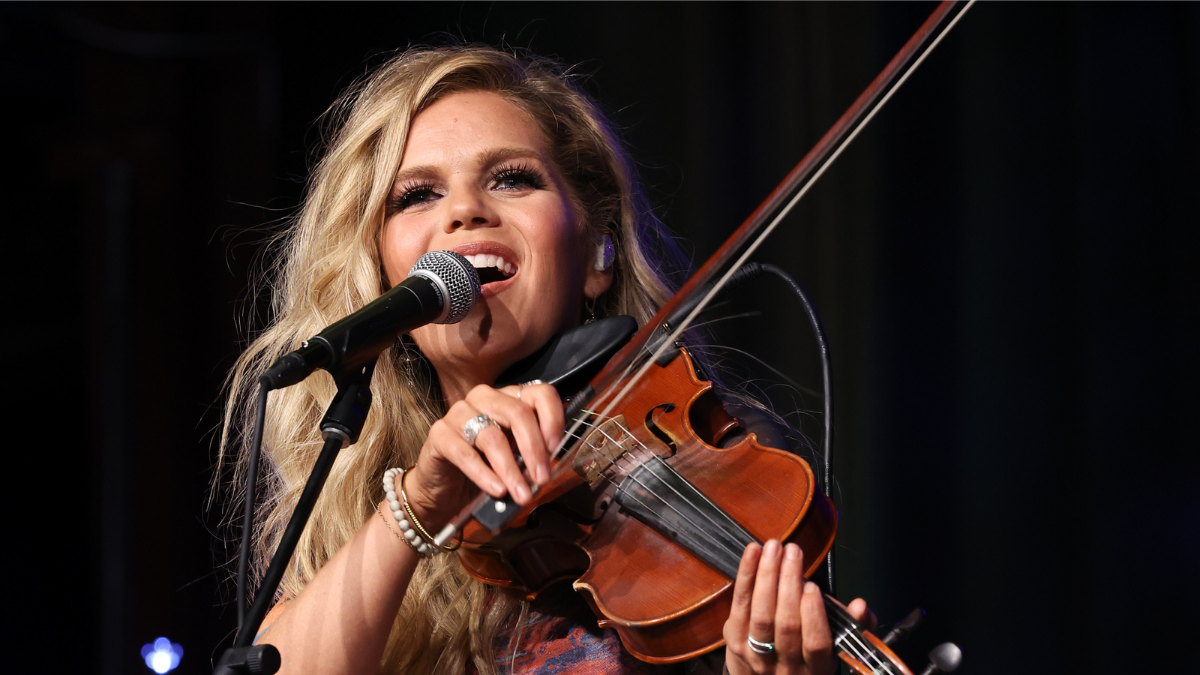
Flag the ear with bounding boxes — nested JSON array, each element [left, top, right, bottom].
[[585, 262, 614, 301], [584, 233, 615, 300]]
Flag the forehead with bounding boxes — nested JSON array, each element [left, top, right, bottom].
[[400, 90, 548, 168]]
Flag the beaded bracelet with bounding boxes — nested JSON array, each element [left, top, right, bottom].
[[377, 502, 426, 557], [383, 468, 435, 557]]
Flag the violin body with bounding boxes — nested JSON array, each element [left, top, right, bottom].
[[457, 346, 837, 663]]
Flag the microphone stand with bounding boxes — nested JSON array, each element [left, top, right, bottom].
[[213, 359, 378, 675]]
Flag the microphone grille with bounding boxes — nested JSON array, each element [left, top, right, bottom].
[[408, 251, 481, 324]]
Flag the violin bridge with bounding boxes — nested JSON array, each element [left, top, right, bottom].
[[573, 415, 636, 486]]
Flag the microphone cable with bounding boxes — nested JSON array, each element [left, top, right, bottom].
[[755, 263, 837, 597]]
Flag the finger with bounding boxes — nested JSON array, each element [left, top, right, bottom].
[[500, 384, 560, 482], [723, 543, 761, 662], [749, 539, 782, 645], [472, 423, 533, 504], [800, 581, 834, 674], [522, 384, 564, 474], [774, 543, 805, 668], [427, 419, 505, 498], [846, 598, 878, 633], [467, 385, 548, 488]]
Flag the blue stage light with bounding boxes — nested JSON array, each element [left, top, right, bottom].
[[140, 637, 183, 674]]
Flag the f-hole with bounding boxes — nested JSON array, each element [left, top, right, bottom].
[[645, 403, 677, 457]]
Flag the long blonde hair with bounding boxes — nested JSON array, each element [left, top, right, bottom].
[[220, 45, 686, 675]]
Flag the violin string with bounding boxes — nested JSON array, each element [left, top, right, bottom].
[[824, 618, 886, 675], [581, 411, 755, 552], [558, 422, 738, 558], [561, 413, 759, 569], [565, 420, 893, 675], [826, 607, 891, 675], [580, 420, 744, 557], [824, 604, 895, 675], [599, 417, 757, 548]]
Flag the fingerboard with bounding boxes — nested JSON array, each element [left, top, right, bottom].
[[825, 598, 899, 675]]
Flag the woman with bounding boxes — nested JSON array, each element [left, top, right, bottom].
[[223, 45, 874, 675]]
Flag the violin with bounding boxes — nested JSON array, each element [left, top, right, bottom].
[[437, 3, 975, 673], [460, 326, 840, 663], [456, 320, 916, 674]]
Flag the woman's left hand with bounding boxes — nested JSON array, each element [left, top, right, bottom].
[[724, 540, 876, 675]]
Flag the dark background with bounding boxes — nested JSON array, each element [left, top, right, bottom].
[[3, 2, 1197, 674]]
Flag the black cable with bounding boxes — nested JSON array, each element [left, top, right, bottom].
[[236, 382, 269, 636], [757, 264, 836, 596]]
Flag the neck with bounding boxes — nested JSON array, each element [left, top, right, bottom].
[[433, 358, 503, 405]]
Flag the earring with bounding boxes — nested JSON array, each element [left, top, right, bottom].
[[584, 296, 597, 324], [594, 234, 615, 272], [397, 335, 422, 388]]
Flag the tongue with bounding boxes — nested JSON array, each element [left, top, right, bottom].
[[477, 266, 508, 285]]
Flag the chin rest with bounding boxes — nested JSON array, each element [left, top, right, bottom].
[[496, 316, 637, 397]]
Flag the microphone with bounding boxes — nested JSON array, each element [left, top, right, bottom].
[[261, 250, 481, 389]]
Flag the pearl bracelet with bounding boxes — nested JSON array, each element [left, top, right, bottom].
[[383, 468, 435, 557]]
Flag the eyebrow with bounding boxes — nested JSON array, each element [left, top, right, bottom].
[[392, 146, 546, 186]]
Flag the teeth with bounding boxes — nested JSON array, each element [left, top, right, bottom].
[[466, 252, 516, 277]]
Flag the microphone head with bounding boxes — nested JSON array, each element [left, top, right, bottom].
[[408, 251, 481, 324]]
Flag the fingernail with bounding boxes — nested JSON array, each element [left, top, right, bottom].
[[539, 464, 551, 484], [785, 543, 800, 560], [764, 539, 780, 556], [804, 582, 820, 595], [517, 484, 530, 502], [492, 481, 506, 495]]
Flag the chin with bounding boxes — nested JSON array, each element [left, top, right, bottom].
[[414, 308, 553, 382]]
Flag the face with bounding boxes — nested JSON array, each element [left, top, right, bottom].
[[380, 90, 611, 399]]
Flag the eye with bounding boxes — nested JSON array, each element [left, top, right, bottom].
[[389, 181, 442, 213], [491, 164, 546, 192]]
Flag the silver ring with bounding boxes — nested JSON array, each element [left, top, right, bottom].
[[516, 379, 545, 402], [747, 636, 776, 655], [462, 414, 497, 445]]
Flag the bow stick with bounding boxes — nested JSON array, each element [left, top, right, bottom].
[[435, 0, 974, 546]]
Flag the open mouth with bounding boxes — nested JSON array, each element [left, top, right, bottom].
[[463, 253, 517, 286]]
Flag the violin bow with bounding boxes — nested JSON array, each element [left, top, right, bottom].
[[435, 0, 975, 546]]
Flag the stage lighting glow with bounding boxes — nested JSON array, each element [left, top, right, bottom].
[[140, 637, 183, 674]]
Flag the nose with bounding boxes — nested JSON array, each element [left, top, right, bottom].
[[444, 183, 499, 232]]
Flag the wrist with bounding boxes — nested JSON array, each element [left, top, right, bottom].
[[393, 466, 452, 537], [381, 467, 444, 558]]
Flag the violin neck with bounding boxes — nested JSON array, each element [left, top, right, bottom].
[[825, 597, 908, 675]]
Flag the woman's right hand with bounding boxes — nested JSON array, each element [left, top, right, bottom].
[[401, 382, 563, 531]]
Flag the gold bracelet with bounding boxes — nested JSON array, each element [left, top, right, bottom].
[[377, 501, 428, 557], [400, 469, 462, 552]]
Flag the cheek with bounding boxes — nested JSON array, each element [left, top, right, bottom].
[[381, 217, 430, 285], [530, 196, 588, 272]]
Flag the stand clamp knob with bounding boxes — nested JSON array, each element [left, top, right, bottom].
[[213, 645, 281, 675]]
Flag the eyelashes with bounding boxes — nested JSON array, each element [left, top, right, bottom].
[[490, 163, 546, 191], [387, 162, 548, 215], [388, 179, 440, 213]]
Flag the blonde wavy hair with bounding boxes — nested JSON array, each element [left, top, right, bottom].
[[220, 45, 687, 675]]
